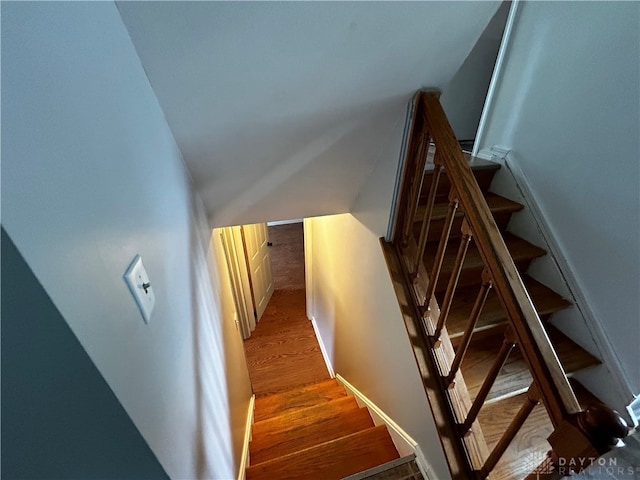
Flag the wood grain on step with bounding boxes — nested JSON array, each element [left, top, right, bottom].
[[461, 325, 600, 404], [447, 276, 572, 345], [478, 393, 554, 480], [244, 289, 330, 397], [252, 396, 360, 438], [414, 193, 522, 243], [421, 162, 499, 201], [253, 379, 346, 422], [416, 193, 523, 222], [424, 233, 546, 293], [245, 425, 399, 480], [250, 402, 374, 464]]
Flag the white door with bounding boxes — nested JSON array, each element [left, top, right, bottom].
[[241, 223, 274, 322]]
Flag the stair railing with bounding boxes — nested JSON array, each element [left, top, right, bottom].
[[388, 90, 627, 478]]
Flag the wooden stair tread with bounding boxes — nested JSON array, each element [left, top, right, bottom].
[[244, 332, 322, 355], [416, 193, 523, 220], [421, 159, 500, 200], [254, 379, 347, 422], [447, 276, 572, 343], [425, 233, 547, 292], [478, 393, 554, 480], [252, 396, 359, 437], [413, 193, 523, 243], [462, 325, 600, 404], [250, 401, 374, 464], [246, 425, 399, 480]]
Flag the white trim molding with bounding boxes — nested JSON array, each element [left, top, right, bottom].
[[303, 219, 314, 321], [501, 157, 636, 409], [473, 0, 521, 158], [237, 395, 255, 480], [311, 316, 335, 378], [335, 374, 438, 480], [628, 396, 640, 426]]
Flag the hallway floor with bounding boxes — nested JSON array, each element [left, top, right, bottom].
[[243, 289, 330, 397]]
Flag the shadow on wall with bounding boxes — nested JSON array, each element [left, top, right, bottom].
[[187, 199, 253, 479], [0, 228, 169, 480]]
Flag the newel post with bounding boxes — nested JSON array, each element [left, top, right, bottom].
[[547, 407, 628, 475]]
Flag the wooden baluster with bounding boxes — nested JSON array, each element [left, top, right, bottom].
[[395, 104, 422, 247], [433, 219, 472, 340], [401, 131, 430, 247], [423, 191, 459, 316], [445, 269, 493, 386], [411, 154, 442, 278], [479, 383, 541, 478], [461, 327, 516, 434]]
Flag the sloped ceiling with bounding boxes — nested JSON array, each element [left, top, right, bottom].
[[117, 1, 500, 227]]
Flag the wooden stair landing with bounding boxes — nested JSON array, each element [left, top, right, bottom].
[[248, 379, 399, 480]]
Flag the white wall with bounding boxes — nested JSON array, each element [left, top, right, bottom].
[[440, 1, 510, 142], [475, 2, 640, 409], [116, 1, 502, 228], [1, 3, 252, 478], [306, 105, 451, 479]]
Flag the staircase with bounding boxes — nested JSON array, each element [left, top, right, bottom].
[[420, 158, 601, 478], [382, 90, 628, 479], [246, 379, 401, 480]]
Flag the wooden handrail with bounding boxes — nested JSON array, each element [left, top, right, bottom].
[[418, 92, 582, 425], [387, 90, 627, 478]]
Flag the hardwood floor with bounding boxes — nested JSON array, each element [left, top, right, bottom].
[[244, 289, 329, 396], [268, 223, 305, 290], [478, 393, 554, 480], [244, 290, 400, 480]]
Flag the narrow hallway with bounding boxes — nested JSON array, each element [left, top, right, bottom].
[[241, 221, 412, 480], [243, 221, 328, 396], [243, 289, 329, 396]]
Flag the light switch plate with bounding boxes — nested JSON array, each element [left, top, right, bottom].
[[124, 255, 155, 323]]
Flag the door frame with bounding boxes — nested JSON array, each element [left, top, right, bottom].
[[220, 226, 255, 339]]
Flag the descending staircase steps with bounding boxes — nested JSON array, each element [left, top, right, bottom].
[[250, 397, 373, 464], [414, 193, 524, 242], [447, 275, 572, 347], [253, 378, 347, 422], [424, 232, 547, 294], [247, 379, 400, 480], [414, 160, 606, 479], [420, 157, 500, 200], [462, 324, 600, 404]]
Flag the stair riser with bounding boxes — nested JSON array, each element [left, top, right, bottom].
[[246, 425, 399, 480], [450, 313, 555, 349], [250, 407, 374, 464], [421, 168, 497, 201], [414, 211, 514, 243], [254, 380, 347, 422], [434, 258, 535, 294], [252, 396, 358, 438]]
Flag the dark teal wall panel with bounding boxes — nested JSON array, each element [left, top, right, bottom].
[[1, 228, 169, 479]]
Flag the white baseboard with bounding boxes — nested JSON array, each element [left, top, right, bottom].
[[335, 374, 438, 480], [310, 316, 335, 378], [237, 395, 255, 480]]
